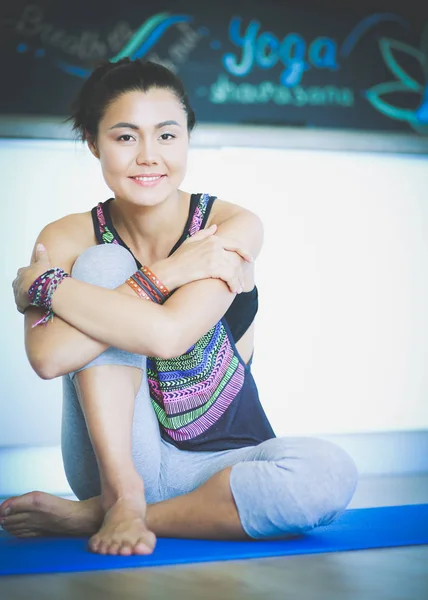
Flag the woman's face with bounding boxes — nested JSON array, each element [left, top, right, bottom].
[[91, 87, 189, 206]]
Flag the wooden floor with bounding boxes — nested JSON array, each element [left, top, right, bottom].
[[1, 474, 427, 600]]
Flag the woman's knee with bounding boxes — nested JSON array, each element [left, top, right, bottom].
[[283, 437, 358, 526], [230, 437, 358, 539], [298, 437, 359, 527], [260, 436, 358, 513], [71, 244, 137, 288]]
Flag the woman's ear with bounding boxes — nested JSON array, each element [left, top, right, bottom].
[[86, 134, 100, 159]]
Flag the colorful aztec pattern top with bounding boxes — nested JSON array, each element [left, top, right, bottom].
[[91, 193, 275, 451]]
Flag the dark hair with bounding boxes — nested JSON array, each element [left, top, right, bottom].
[[68, 58, 196, 141]]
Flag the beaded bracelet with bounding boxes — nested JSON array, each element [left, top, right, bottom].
[[28, 267, 70, 327], [126, 266, 170, 304]]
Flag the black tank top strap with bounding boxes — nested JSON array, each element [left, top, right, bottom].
[[169, 193, 217, 255], [188, 192, 216, 236], [91, 202, 105, 244], [91, 199, 118, 246]]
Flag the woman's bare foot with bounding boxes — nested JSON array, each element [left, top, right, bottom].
[[0, 491, 102, 537], [89, 494, 156, 556], [0, 490, 156, 556]]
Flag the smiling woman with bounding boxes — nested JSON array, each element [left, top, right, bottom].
[[69, 60, 194, 213], [1, 58, 358, 557], [88, 88, 189, 208]]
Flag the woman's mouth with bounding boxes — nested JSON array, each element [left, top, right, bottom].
[[129, 174, 166, 187]]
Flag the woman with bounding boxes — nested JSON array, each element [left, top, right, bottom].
[[1, 59, 358, 556]]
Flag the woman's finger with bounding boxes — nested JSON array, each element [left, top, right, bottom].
[[220, 266, 243, 294], [230, 248, 253, 263], [187, 224, 217, 243], [215, 239, 253, 263]]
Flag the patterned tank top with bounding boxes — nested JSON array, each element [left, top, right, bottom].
[[91, 193, 276, 451]]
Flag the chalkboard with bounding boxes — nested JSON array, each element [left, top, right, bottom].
[[1, 0, 427, 135]]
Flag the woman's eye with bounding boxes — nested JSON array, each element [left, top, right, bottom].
[[118, 134, 134, 142], [160, 133, 175, 141]]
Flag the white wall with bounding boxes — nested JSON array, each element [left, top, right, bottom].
[[1, 138, 427, 447]]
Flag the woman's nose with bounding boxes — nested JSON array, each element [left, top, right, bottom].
[[136, 141, 158, 165]]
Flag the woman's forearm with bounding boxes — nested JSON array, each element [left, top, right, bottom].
[[51, 277, 172, 357], [25, 256, 184, 378], [25, 307, 109, 379], [50, 270, 234, 361]]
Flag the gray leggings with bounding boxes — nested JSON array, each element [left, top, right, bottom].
[[61, 244, 358, 539]]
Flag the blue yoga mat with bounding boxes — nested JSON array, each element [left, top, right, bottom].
[[1, 504, 427, 576]]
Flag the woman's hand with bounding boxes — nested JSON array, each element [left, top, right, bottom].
[[12, 244, 52, 313], [151, 225, 253, 294]]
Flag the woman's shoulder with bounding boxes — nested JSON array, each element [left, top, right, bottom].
[[208, 197, 262, 229], [35, 210, 96, 268], [205, 196, 264, 262], [40, 210, 94, 242]]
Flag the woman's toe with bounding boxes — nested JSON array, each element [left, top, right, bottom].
[[119, 543, 132, 556], [2, 512, 31, 526], [88, 535, 100, 552], [135, 539, 152, 554], [107, 542, 121, 555], [98, 541, 109, 555]]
